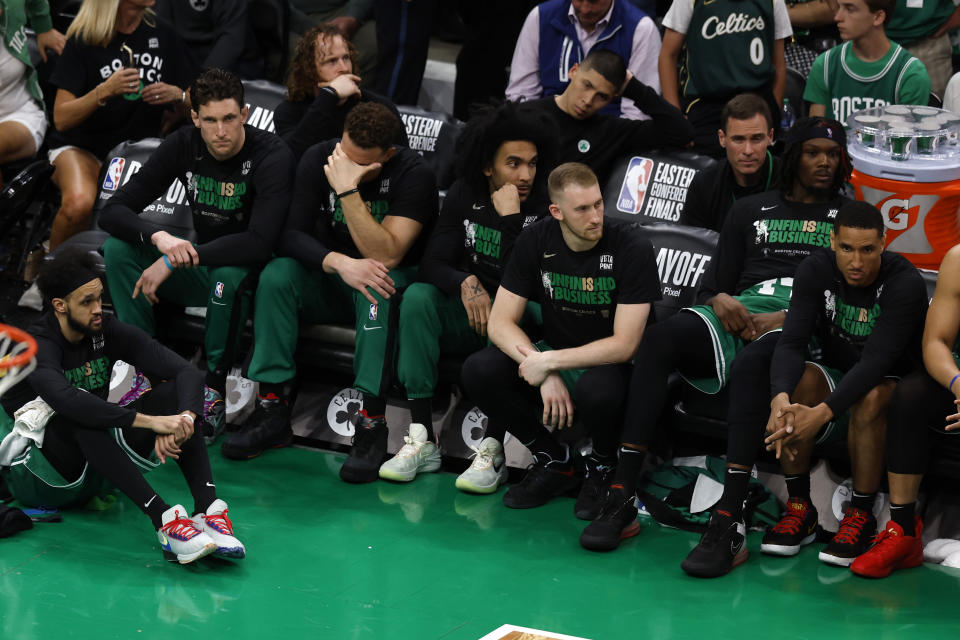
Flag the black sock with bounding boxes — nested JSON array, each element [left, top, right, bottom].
[[889, 502, 916, 535], [146, 496, 172, 529], [851, 490, 876, 513], [408, 398, 435, 440], [525, 437, 568, 467], [715, 467, 751, 521], [362, 393, 386, 418], [174, 431, 217, 516], [784, 473, 811, 503], [259, 382, 291, 405], [588, 449, 617, 469], [611, 445, 646, 494]]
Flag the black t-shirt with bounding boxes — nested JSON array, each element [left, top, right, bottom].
[[524, 78, 693, 184], [683, 153, 781, 232], [48, 20, 196, 158], [275, 88, 408, 160], [2, 314, 203, 428], [417, 178, 548, 295], [771, 249, 928, 416], [279, 140, 439, 270], [501, 218, 662, 349], [98, 125, 295, 266], [697, 191, 853, 302]]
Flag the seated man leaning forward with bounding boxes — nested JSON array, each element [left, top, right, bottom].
[[757, 202, 926, 568], [99, 68, 296, 444], [461, 162, 661, 517], [386, 100, 554, 487], [221, 102, 438, 479], [0, 249, 245, 565]]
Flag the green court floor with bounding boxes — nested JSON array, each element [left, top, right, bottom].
[[2, 446, 958, 640]]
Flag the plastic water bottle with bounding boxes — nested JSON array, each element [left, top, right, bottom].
[[781, 98, 796, 137]]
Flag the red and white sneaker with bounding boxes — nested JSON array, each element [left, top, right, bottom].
[[158, 505, 217, 564], [192, 499, 246, 559], [850, 518, 924, 578]]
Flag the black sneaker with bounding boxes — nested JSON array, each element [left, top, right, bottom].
[[579, 485, 640, 551], [681, 510, 748, 577], [574, 457, 615, 520], [761, 498, 819, 556], [220, 401, 293, 460], [502, 453, 581, 509], [339, 412, 389, 484], [819, 506, 876, 567]]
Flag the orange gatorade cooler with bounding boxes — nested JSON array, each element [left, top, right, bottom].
[[848, 105, 960, 270]]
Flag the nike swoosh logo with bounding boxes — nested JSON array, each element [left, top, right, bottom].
[[731, 539, 744, 555], [362, 325, 382, 331], [473, 203, 484, 210], [210, 300, 227, 306], [760, 205, 777, 211], [205, 482, 215, 487], [543, 253, 557, 259], [144, 495, 157, 508]]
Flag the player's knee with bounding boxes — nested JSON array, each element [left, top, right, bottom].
[[792, 364, 827, 405], [58, 188, 96, 225], [851, 383, 894, 427], [399, 283, 437, 321]]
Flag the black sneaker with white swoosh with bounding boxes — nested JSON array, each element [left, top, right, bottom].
[[681, 510, 749, 578]]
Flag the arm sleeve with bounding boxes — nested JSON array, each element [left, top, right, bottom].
[[620, 17, 662, 121], [695, 204, 747, 302], [617, 231, 664, 304], [898, 58, 932, 106], [26, 0, 54, 34], [204, 0, 249, 70], [803, 53, 829, 106], [276, 145, 336, 270], [616, 77, 694, 148], [417, 184, 473, 295], [499, 226, 540, 300], [98, 136, 188, 244], [823, 272, 928, 415], [276, 89, 341, 160], [345, 0, 376, 20], [505, 8, 542, 102], [113, 321, 204, 417], [195, 143, 296, 266], [773, 0, 794, 39], [27, 339, 137, 429], [769, 257, 822, 398], [661, 0, 693, 34]]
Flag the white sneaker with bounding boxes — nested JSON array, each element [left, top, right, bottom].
[[157, 504, 217, 564], [192, 499, 246, 559], [455, 437, 507, 494], [378, 423, 441, 482]]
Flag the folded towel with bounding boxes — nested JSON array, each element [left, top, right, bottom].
[[0, 397, 56, 466]]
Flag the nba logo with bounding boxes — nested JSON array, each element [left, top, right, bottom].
[[214, 282, 224, 298], [368, 303, 378, 320], [102, 157, 125, 191], [616, 157, 654, 214]]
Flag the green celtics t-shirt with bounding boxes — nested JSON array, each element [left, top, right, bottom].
[[500, 218, 661, 349], [885, 0, 955, 44], [804, 41, 930, 124]]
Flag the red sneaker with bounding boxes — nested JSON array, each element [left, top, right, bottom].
[[850, 518, 924, 578]]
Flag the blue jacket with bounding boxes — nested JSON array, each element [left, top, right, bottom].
[[537, 0, 644, 117]]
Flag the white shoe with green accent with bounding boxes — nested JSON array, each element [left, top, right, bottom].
[[192, 499, 246, 559], [157, 504, 217, 564], [378, 423, 441, 482], [455, 437, 508, 494]]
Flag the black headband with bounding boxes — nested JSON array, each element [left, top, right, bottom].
[[784, 125, 842, 147], [48, 269, 100, 301]]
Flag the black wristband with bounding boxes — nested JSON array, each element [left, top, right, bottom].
[[337, 187, 360, 199]]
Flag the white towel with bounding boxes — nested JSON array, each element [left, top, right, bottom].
[[0, 397, 56, 466], [925, 538, 960, 564]]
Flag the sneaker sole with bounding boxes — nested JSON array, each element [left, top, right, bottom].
[[682, 548, 749, 578], [213, 546, 246, 560], [580, 520, 641, 552], [819, 550, 857, 567], [163, 542, 217, 564], [379, 457, 442, 482], [221, 434, 293, 460], [761, 532, 817, 556], [455, 468, 508, 494], [851, 553, 923, 578]]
